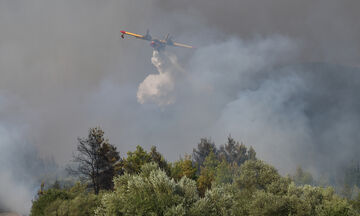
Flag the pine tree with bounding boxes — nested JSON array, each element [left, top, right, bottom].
[[68, 127, 121, 194]]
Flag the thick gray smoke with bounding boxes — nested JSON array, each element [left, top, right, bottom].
[[0, 118, 57, 214], [155, 0, 360, 67], [0, 126, 32, 214], [1, 0, 360, 213]]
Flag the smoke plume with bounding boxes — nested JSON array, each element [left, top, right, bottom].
[[0, 126, 32, 214], [1, 0, 360, 213], [137, 51, 180, 106], [0, 122, 57, 214]]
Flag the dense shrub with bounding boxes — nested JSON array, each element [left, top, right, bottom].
[[31, 137, 359, 216], [31, 183, 102, 216]]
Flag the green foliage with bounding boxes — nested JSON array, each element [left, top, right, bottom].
[[192, 138, 217, 169], [350, 192, 360, 214], [69, 127, 121, 194], [52, 180, 61, 189], [170, 155, 198, 181], [164, 204, 186, 216], [292, 166, 314, 185], [95, 163, 199, 216], [122, 145, 171, 175], [196, 139, 257, 196], [44, 193, 101, 216], [32, 134, 359, 216], [189, 185, 234, 216], [31, 188, 71, 216], [149, 146, 171, 175], [203, 151, 219, 169], [197, 151, 219, 196], [214, 159, 235, 185], [248, 190, 289, 216], [197, 167, 214, 197], [31, 183, 102, 216], [248, 146, 257, 161], [291, 183, 355, 216], [316, 197, 356, 216], [122, 145, 151, 174], [219, 136, 256, 165], [236, 160, 281, 193]]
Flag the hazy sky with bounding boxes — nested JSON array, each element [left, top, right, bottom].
[[1, 1, 360, 213], [0, 0, 359, 168], [156, 0, 360, 66]]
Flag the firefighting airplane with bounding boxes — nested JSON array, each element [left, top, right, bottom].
[[120, 29, 194, 51]]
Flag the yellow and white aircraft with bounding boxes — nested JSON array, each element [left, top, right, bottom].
[[120, 29, 194, 51]]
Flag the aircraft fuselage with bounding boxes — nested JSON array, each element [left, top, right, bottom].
[[150, 39, 166, 51], [121, 29, 193, 51]]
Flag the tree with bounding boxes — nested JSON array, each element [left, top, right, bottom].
[[214, 159, 234, 185], [197, 151, 219, 196], [122, 145, 151, 174], [171, 155, 198, 181], [248, 146, 257, 161], [31, 183, 102, 216], [235, 160, 281, 193], [121, 145, 171, 175], [149, 146, 171, 175], [350, 192, 360, 214], [189, 185, 234, 216], [68, 127, 121, 194], [95, 163, 199, 216], [33, 141, 359, 216], [31, 188, 71, 216], [193, 138, 217, 169], [343, 161, 360, 189], [219, 136, 256, 166], [248, 190, 289, 216], [291, 166, 314, 185]]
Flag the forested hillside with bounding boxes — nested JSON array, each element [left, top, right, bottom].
[[31, 128, 360, 215]]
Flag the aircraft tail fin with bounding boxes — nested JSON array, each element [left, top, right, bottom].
[[164, 33, 174, 45], [144, 29, 152, 40], [164, 33, 170, 41]]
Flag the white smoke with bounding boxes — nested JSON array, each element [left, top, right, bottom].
[[1, 0, 360, 211], [0, 173, 32, 214], [0, 94, 59, 214], [213, 76, 312, 173], [0, 126, 33, 214], [137, 50, 183, 106]]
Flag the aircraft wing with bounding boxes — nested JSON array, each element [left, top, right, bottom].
[[171, 42, 194, 49], [120, 31, 148, 40]]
